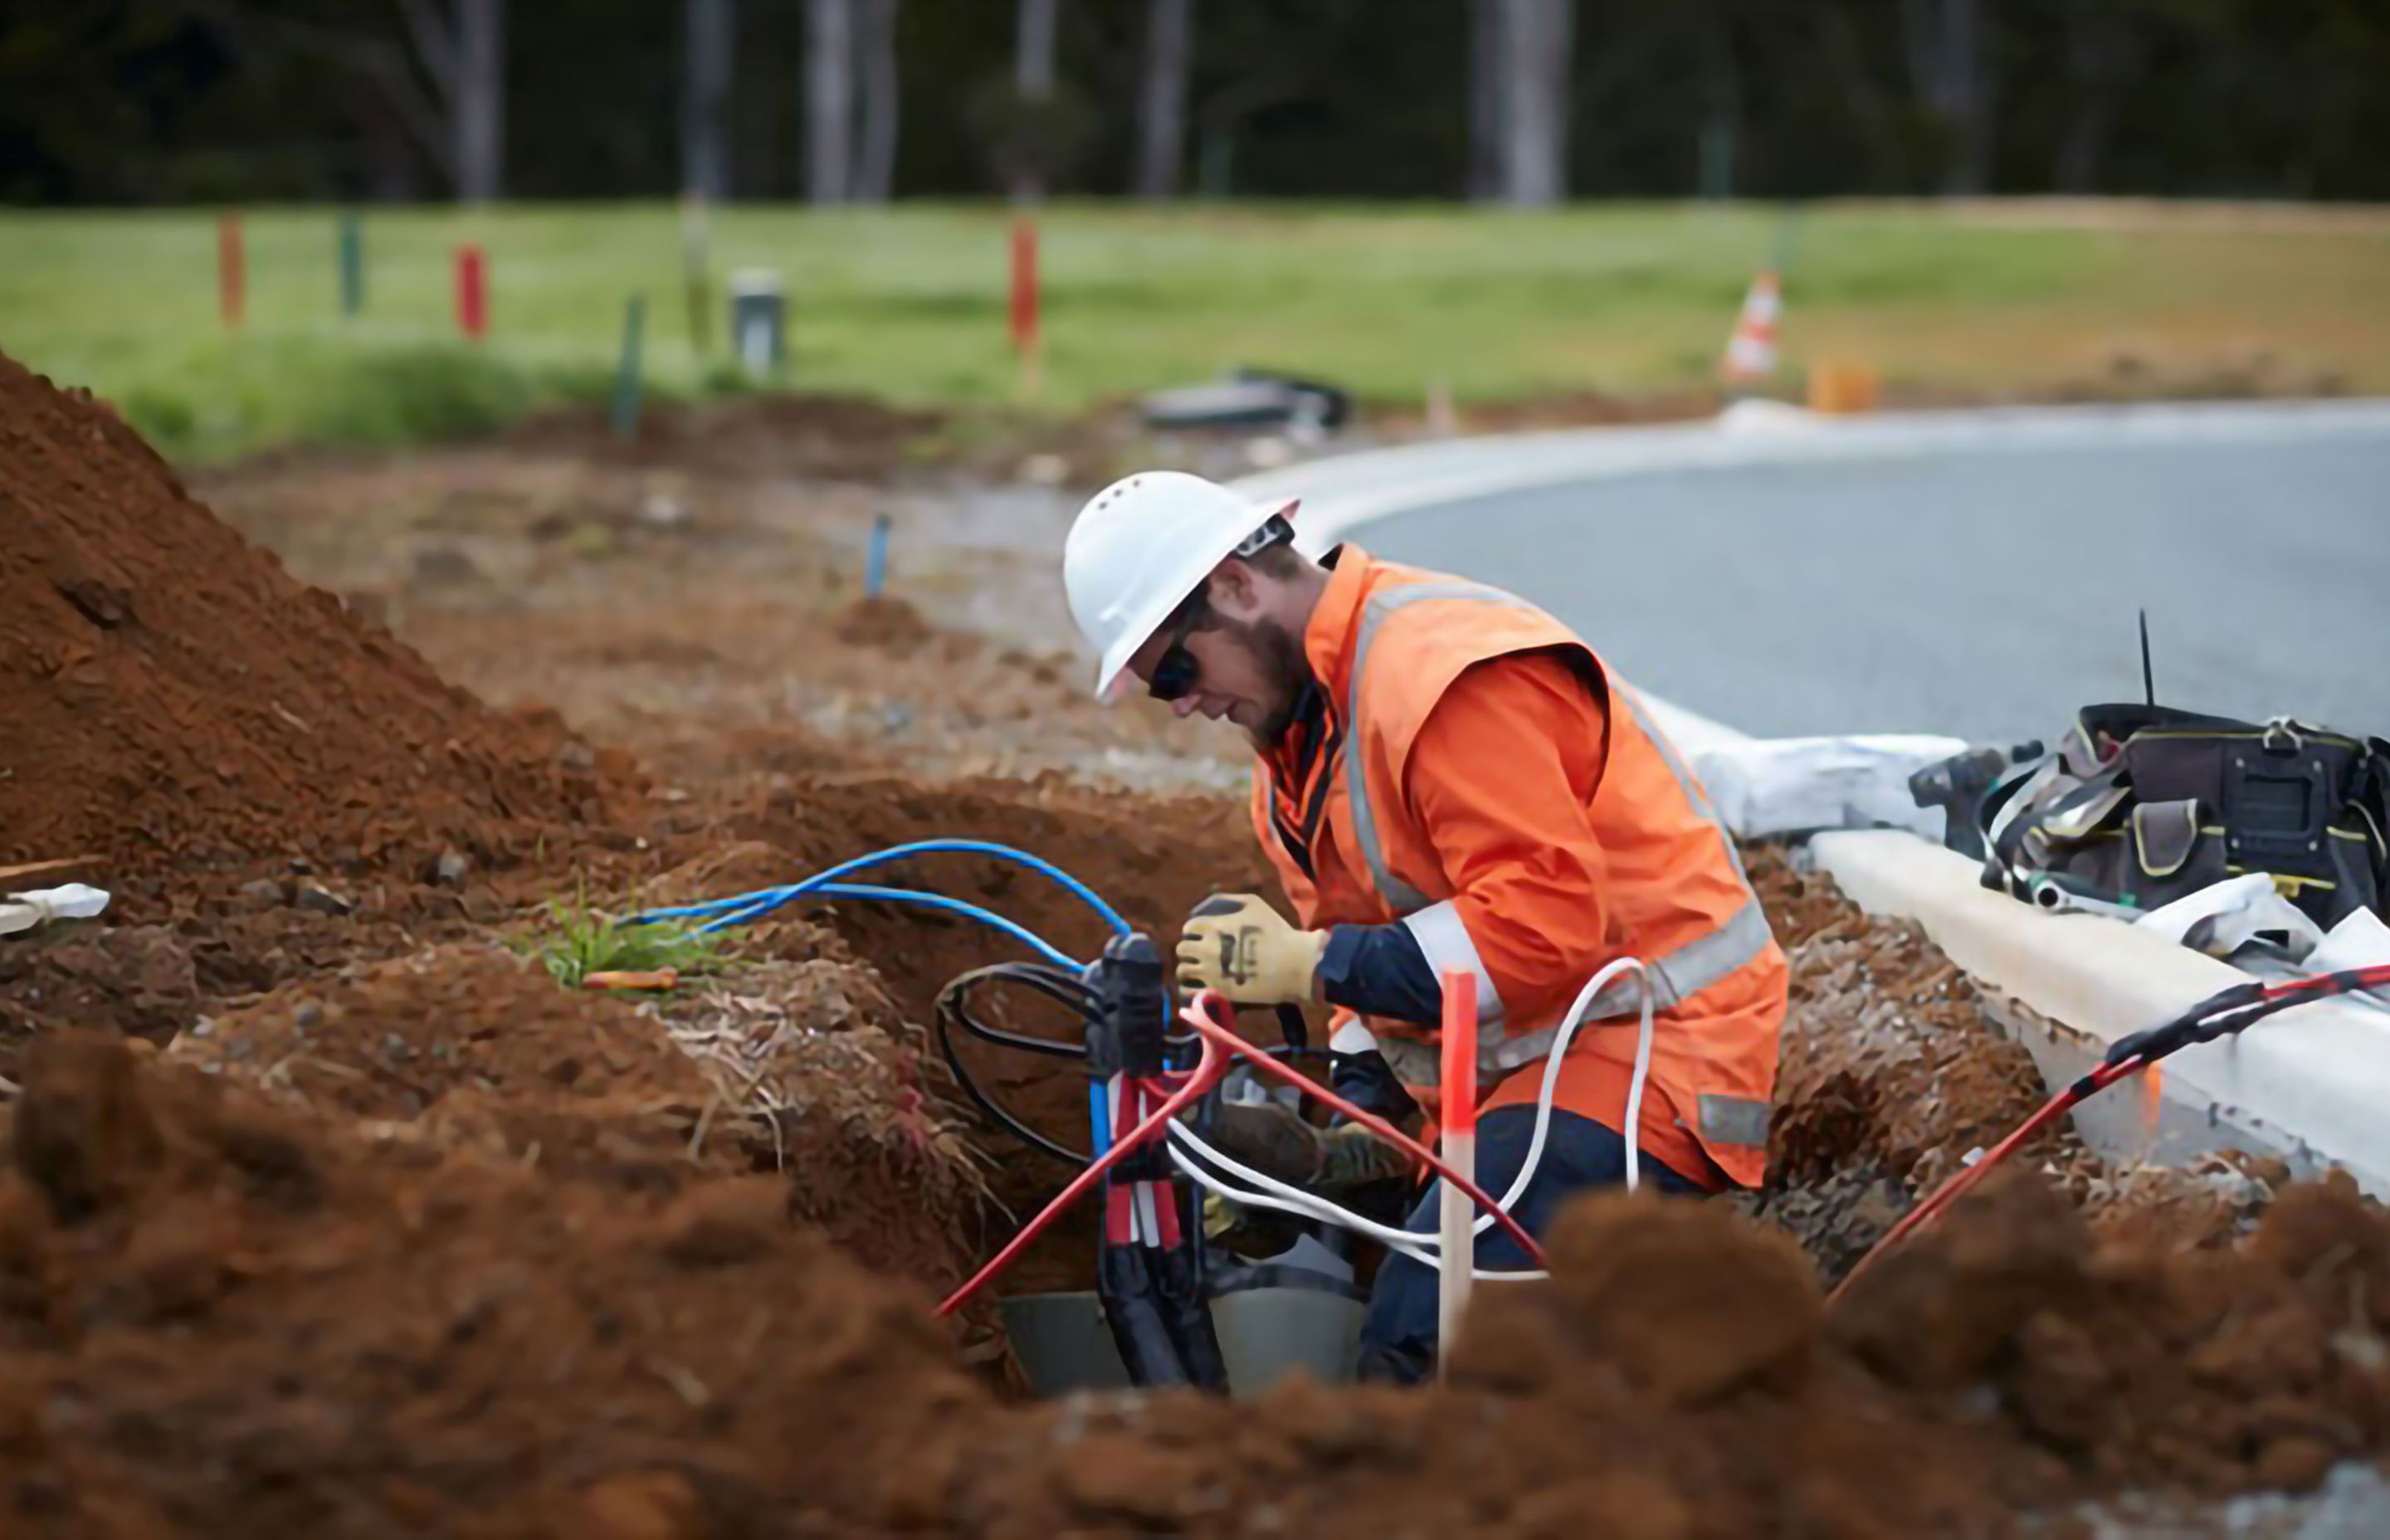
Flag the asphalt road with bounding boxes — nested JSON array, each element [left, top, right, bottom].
[[1339, 431, 2390, 746]]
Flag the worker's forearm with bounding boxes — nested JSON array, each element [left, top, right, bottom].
[[1316, 922, 1442, 1024]]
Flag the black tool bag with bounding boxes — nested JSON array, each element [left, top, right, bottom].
[[1975, 704, 2390, 928]]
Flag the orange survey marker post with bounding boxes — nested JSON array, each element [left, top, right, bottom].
[[456, 244, 488, 341], [1009, 217, 1041, 393], [1436, 967, 1479, 1375]]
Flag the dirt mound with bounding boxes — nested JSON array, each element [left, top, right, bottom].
[[7, 1036, 2388, 1533], [168, 946, 717, 1182], [833, 592, 939, 652], [172, 938, 987, 1287], [506, 391, 944, 480], [0, 1032, 994, 1535], [0, 354, 626, 896], [946, 1176, 2390, 1536]]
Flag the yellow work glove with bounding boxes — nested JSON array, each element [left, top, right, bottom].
[[1177, 894, 1328, 1006]]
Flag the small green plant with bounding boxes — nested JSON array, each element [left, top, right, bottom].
[[520, 893, 727, 988]]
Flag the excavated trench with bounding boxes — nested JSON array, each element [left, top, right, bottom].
[[5, 353, 2388, 1535]]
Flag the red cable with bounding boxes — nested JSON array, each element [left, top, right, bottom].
[[1828, 1051, 2146, 1306], [1177, 992, 1549, 1265], [937, 1036, 1228, 1318], [2262, 962, 2390, 1001], [934, 991, 1551, 1318], [1828, 964, 2390, 1305]]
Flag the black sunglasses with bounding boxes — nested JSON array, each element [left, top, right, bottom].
[[1147, 608, 1203, 702]]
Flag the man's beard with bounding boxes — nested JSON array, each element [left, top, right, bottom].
[[1227, 616, 1314, 748]]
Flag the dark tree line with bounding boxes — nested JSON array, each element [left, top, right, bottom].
[[6, 0, 2388, 206]]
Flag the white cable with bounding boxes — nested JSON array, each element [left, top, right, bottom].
[[1469, 954, 1657, 1238], [1164, 953, 1660, 1273], [1134, 1181, 1163, 1249], [1167, 1127, 1546, 1281]]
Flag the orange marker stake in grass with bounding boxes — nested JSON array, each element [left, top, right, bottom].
[[1008, 217, 1041, 396], [582, 967, 679, 992], [1436, 967, 1479, 1379]]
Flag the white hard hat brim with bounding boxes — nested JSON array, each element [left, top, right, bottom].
[[1090, 496, 1300, 703]]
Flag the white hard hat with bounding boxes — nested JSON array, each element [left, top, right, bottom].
[[1063, 471, 1297, 702]]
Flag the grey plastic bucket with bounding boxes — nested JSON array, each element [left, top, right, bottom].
[[1000, 1284, 1364, 1398]]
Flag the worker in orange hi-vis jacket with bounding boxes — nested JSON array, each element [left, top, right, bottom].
[[1062, 470, 1788, 1383]]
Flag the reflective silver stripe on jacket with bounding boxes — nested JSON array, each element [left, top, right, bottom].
[[1402, 899, 1507, 1031], [1336, 579, 1777, 1147]]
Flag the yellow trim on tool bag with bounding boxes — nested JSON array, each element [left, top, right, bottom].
[[2222, 866, 2339, 894]]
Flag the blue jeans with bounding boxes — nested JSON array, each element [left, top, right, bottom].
[[1357, 1105, 1705, 1384]]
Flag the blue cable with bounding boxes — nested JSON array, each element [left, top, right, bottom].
[[621, 839, 1141, 1157], [629, 839, 1131, 939]]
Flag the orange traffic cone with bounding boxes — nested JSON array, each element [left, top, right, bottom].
[[1719, 270, 1782, 386]]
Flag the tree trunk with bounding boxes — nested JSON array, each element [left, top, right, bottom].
[[453, 0, 505, 202], [851, 0, 900, 202], [682, 0, 734, 199], [1497, 0, 1571, 206], [2055, 3, 2105, 193], [1466, 0, 1505, 201], [1942, 0, 1987, 194], [1133, 0, 1192, 197], [1905, 0, 1986, 195], [1012, 0, 1058, 202], [1698, 1, 1739, 200], [805, 0, 853, 204]]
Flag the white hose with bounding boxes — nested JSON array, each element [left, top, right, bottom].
[[1168, 952, 1661, 1278]]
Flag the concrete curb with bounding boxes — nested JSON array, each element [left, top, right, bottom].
[[1812, 831, 2390, 1195]]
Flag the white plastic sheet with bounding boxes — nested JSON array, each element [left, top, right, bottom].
[[1689, 734, 1970, 841], [0, 882, 111, 937]]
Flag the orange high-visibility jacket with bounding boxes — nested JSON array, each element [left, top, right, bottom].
[[1247, 548, 1787, 1188]]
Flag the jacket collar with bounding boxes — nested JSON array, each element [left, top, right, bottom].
[[1300, 543, 1372, 704]]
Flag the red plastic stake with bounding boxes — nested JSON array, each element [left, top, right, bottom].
[[1008, 217, 1040, 392], [456, 244, 488, 341], [1436, 969, 1480, 1371], [217, 215, 244, 330]]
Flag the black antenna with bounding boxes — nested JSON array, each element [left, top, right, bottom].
[[2139, 609, 2157, 708]]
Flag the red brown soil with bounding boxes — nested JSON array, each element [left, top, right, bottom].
[[168, 938, 988, 1290], [12, 390, 2389, 1532], [168, 947, 720, 1183], [832, 593, 939, 652], [0, 354, 627, 899], [12, 1033, 2390, 1538], [0, 1032, 988, 1538]]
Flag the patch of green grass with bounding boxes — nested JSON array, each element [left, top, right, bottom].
[[3, 201, 2385, 459], [519, 896, 729, 990]]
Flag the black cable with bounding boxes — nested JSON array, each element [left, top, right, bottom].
[[933, 964, 1099, 1167]]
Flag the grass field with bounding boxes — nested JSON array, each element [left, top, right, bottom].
[[4, 201, 2387, 461]]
